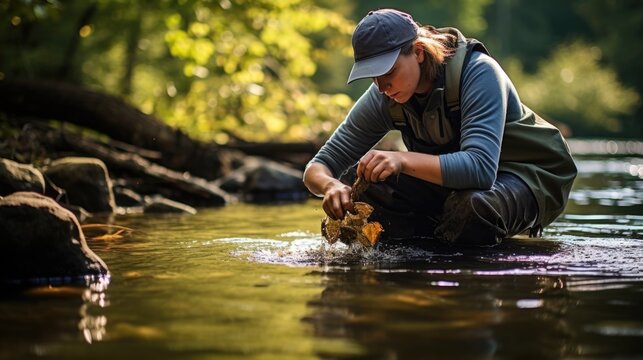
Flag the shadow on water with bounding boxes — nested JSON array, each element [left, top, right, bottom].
[[302, 264, 643, 359], [285, 238, 641, 359], [289, 241, 559, 359], [236, 225, 642, 359]]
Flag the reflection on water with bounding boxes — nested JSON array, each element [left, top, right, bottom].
[[0, 148, 642, 359], [303, 266, 643, 359], [0, 277, 109, 357], [79, 280, 110, 343], [568, 157, 643, 212]]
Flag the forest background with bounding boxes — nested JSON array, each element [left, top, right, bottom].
[[2, 0, 641, 147]]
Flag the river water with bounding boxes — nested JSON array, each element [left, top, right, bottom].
[[1, 140, 642, 359]]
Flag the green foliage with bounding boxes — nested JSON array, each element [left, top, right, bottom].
[[1, 0, 355, 143], [160, 0, 352, 141], [506, 42, 640, 135], [576, 0, 643, 93], [352, 0, 492, 36], [483, 0, 592, 69], [482, 0, 642, 137], [0, 0, 61, 22], [0, 1, 68, 80], [113, 0, 354, 143], [575, 0, 643, 137], [158, 1, 355, 142], [2, 0, 642, 140]]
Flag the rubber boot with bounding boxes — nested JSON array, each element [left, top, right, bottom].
[[434, 172, 539, 246]]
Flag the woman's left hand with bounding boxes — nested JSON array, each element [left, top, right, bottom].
[[357, 150, 404, 183]]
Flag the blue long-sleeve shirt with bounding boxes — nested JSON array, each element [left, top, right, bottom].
[[309, 51, 525, 190]]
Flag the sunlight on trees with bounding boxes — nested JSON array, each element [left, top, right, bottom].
[[1, 0, 641, 139], [506, 42, 640, 134], [157, 1, 354, 143]]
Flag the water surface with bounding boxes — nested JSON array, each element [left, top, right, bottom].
[[1, 147, 642, 359]]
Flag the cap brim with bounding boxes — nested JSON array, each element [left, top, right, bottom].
[[347, 47, 401, 84]]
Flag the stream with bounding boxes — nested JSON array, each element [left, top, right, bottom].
[[1, 140, 641, 359]]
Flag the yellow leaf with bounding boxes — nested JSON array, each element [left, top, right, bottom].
[[362, 222, 384, 246]]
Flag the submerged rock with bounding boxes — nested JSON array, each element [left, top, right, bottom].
[[0, 192, 109, 284]]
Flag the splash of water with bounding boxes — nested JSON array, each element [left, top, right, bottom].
[[221, 235, 436, 267]]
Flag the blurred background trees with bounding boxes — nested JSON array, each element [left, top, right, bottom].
[[1, 0, 641, 141]]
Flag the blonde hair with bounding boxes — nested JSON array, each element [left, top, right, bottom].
[[400, 25, 456, 84]]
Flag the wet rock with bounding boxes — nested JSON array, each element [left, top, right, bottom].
[[0, 158, 45, 196], [44, 157, 116, 213], [143, 195, 197, 214], [0, 192, 109, 284], [213, 157, 308, 202], [113, 186, 143, 207], [214, 171, 245, 194], [59, 203, 91, 223]]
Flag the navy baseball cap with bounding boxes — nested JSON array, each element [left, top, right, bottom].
[[347, 9, 419, 84]]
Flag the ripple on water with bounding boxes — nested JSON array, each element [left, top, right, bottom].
[[213, 208, 643, 278], [217, 236, 441, 266], [215, 224, 643, 277], [495, 233, 643, 277]]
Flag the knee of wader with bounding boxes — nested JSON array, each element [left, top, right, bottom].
[[435, 190, 507, 246], [367, 207, 438, 243]]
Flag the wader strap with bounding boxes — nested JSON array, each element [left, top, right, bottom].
[[389, 101, 406, 127], [444, 29, 468, 113]]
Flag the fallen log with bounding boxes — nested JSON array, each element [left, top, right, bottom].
[[0, 78, 224, 180], [0, 78, 322, 176], [53, 128, 231, 207], [222, 140, 320, 170]]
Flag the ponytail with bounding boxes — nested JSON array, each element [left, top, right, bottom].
[[401, 25, 456, 84]]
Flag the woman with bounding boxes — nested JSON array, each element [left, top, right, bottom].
[[303, 9, 577, 245]]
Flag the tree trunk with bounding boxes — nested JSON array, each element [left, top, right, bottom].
[[57, 3, 98, 80], [0, 78, 225, 180], [121, 3, 142, 96]]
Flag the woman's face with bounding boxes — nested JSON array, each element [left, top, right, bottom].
[[373, 44, 426, 103]]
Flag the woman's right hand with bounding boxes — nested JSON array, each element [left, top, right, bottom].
[[303, 162, 354, 220], [322, 179, 354, 220]]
